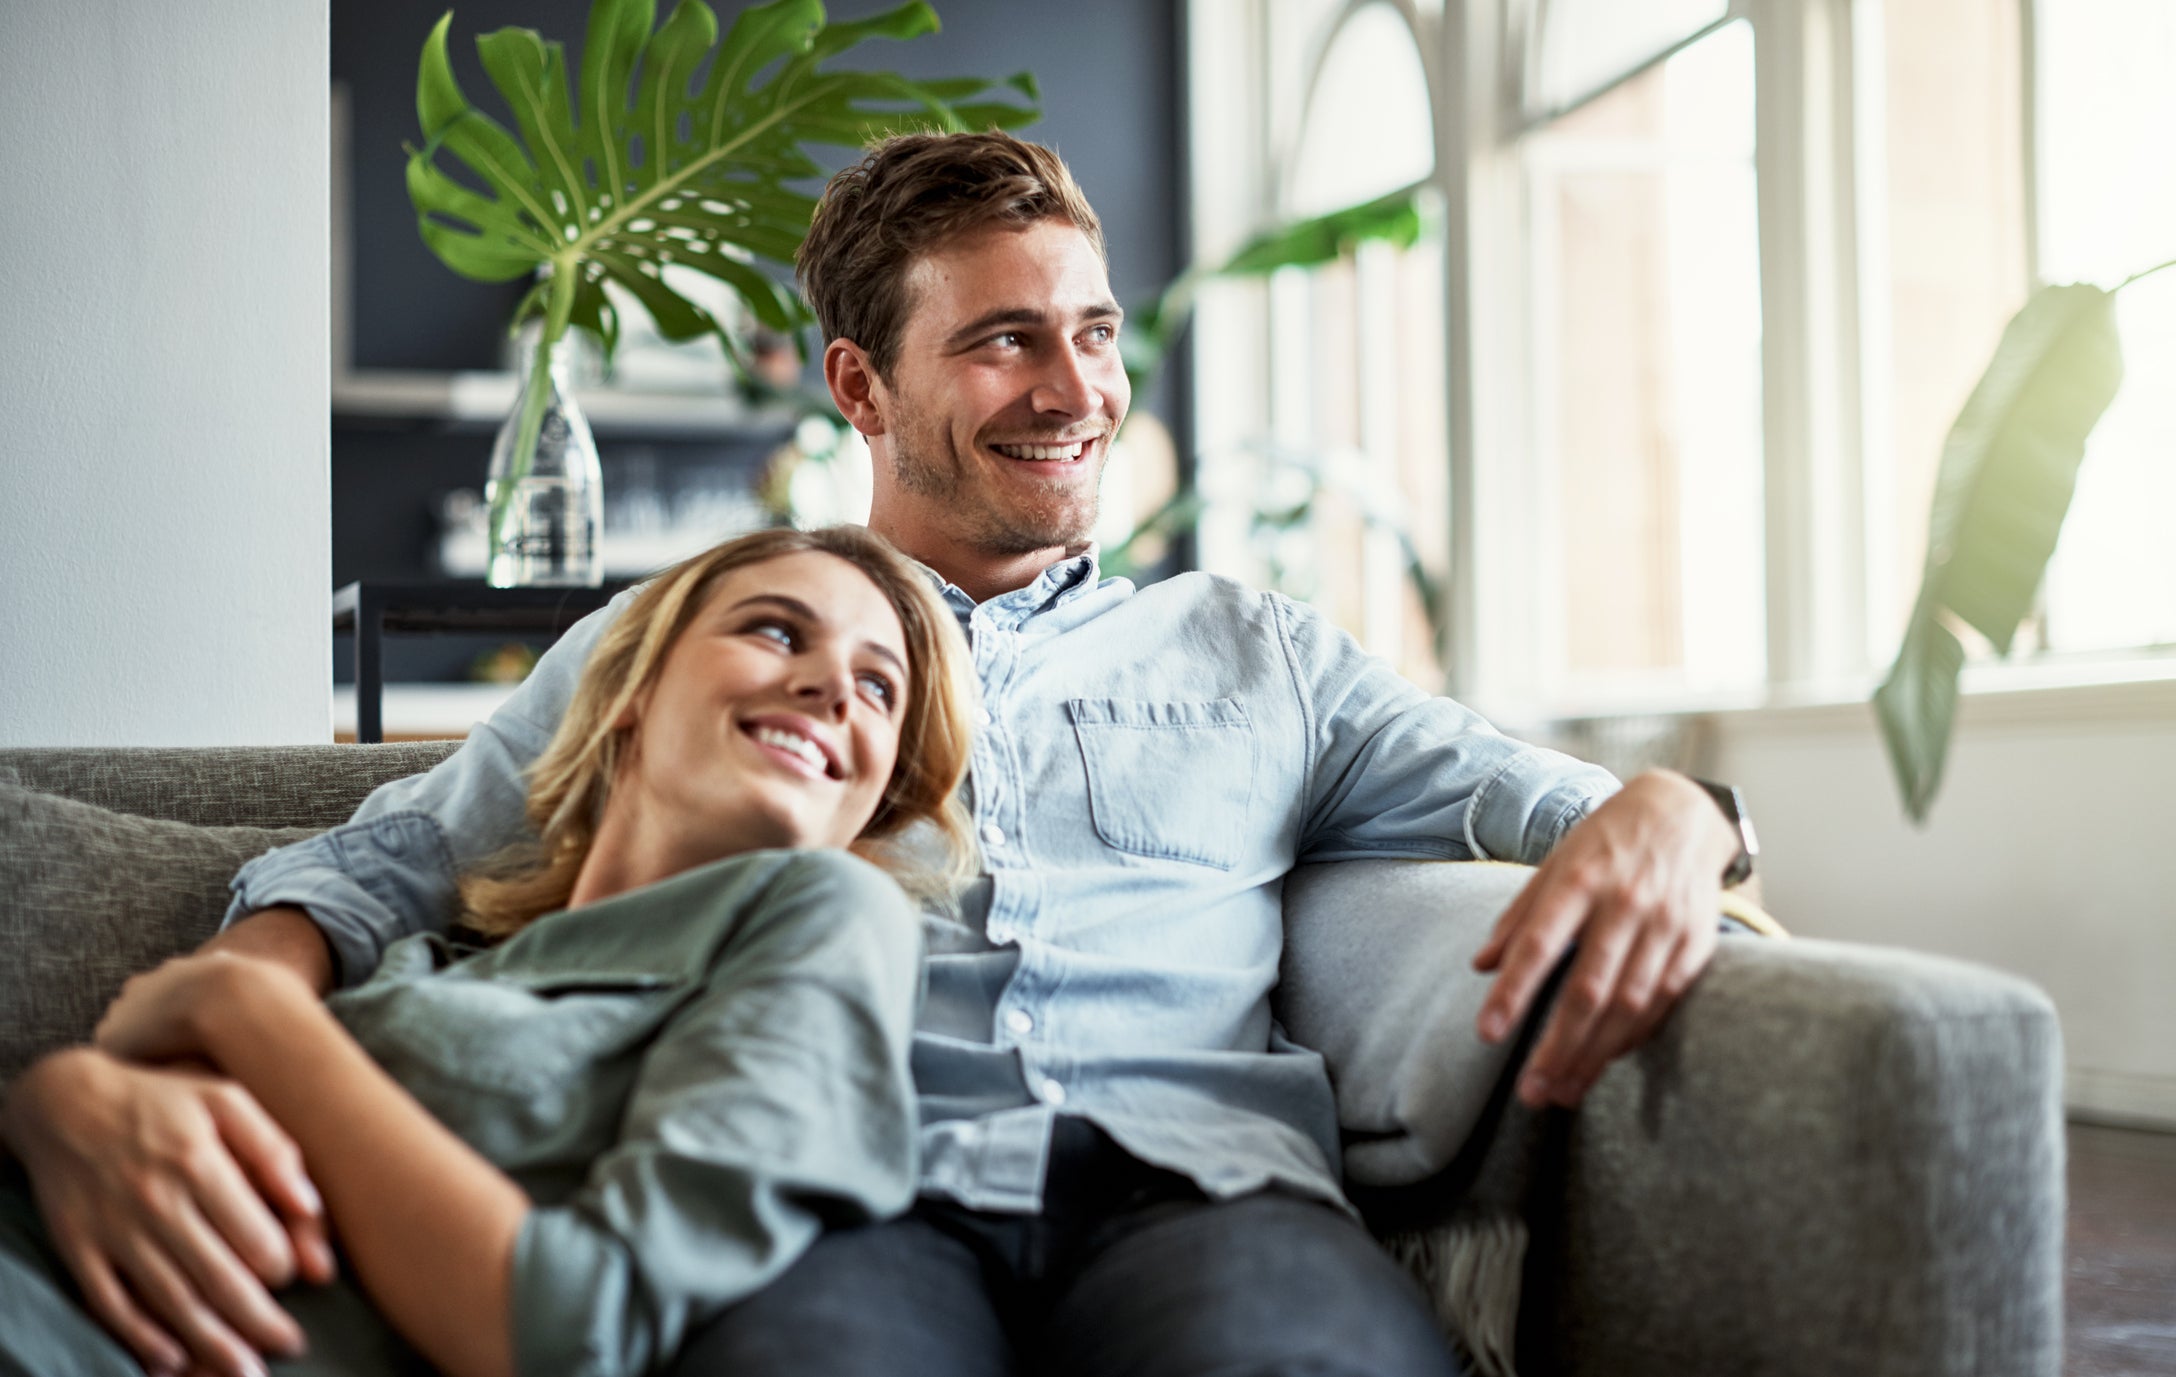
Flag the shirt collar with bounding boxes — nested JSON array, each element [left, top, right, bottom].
[[917, 547, 1104, 626]]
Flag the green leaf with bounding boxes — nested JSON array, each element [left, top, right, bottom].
[[1215, 184, 1424, 277], [475, 27, 587, 225], [1873, 599, 1968, 824], [408, 0, 1039, 372], [1110, 183, 1448, 645], [1123, 182, 1428, 402], [1873, 282, 2124, 821]]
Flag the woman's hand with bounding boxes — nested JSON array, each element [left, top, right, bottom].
[[0, 1049, 330, 1377], [95, 952, 291, 1066]]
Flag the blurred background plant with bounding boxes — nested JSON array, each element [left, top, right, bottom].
[[1872, 267, 2162, 821]]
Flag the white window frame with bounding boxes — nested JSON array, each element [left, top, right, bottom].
[[1187, 0, 2176, 724], [1467, 0, 1874, 713]]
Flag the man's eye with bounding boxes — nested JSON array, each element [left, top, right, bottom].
[[1086, 323, 1117, 345], [989, 331, 1024, 350]]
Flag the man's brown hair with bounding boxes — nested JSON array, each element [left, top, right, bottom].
[[797, 130, 1106, 380]]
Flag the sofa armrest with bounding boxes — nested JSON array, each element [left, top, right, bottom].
[[1534, 936, 2064, 1377], [1278, 860, 2065, 1377]]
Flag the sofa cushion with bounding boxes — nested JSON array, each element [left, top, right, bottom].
[[0, 781, 321, 1082]]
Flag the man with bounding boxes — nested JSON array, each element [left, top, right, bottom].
[[1, 133, 1750, 1377]]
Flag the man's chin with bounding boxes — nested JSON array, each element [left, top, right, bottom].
[[981, 500, 1101, 557]]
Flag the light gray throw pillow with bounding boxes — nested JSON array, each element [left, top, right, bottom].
[[0, 781, 320, 1083]]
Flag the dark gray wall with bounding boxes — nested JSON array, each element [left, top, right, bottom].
[[335, 0, 1186, 368]]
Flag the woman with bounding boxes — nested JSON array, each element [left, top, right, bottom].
[[0, 526, 974, 1377]]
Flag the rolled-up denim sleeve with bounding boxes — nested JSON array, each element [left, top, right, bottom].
[[1272, 592, 1619, 866], [222, 588, 639, 986], [508, 853, 923, 1377]]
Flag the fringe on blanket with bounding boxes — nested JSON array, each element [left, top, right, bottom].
[[1385, 1213, 1528, 1377]]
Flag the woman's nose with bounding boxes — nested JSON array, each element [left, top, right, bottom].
[[789, 654, 854, 717]]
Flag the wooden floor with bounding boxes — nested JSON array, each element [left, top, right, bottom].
[[2069, 1122, 2176, 1376]]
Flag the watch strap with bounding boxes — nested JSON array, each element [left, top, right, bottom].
[[1690, 778, 1758, 887]]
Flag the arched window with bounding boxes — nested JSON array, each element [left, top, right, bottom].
[[1196, 1, 1452, 687]]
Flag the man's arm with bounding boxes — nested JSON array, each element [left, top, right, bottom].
[[1271, 594, 1736, 1109], [207, 904, 335, 990]]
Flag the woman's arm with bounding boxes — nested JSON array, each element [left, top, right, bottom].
[[96, 952, 527, 1377], [0, 905, 340, 1377]]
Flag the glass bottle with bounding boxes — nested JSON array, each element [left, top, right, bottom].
[[484, 338, 603, 587]]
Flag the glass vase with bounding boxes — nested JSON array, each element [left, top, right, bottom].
[[485, 338, 603, 587]]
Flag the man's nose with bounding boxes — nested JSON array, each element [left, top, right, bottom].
[[1030, 342, 1103, 418]]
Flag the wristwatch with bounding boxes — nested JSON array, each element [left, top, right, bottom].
[[1691, 778, 1759, 887]]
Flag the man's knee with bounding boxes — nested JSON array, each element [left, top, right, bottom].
[[1048, 1193, 1461, 1377], [661, 1212, 1011, 1377]]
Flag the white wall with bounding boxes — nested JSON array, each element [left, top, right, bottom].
[[0, 0, 329, 746], [1709, 682, 2176, 1129]]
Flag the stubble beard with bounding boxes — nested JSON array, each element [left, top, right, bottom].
[[888, 421, 1101, 558]]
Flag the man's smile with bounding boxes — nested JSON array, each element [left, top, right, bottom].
[[989, 438, 1094, 462]]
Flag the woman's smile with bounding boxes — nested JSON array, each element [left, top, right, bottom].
[[741, 714, 843, 780]]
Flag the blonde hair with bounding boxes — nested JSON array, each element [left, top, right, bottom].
[[461, 526, 976, 937]]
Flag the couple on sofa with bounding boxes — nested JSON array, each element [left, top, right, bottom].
[[0, 132, 1753, 1377]]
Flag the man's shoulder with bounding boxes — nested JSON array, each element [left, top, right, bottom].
[[1114, 568, 1277, 618]]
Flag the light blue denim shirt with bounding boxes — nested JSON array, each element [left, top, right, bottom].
[[229, 551, 1618, 1216]]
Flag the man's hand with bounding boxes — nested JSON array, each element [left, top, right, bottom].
[[0, 1047, 335, 1377], [1472, 770, 1740, 1109]]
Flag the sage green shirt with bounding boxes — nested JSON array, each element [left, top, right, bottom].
[[326, 848, 923, 1377]]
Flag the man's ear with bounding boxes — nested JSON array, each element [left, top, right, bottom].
[[825, 338, 888, 438]]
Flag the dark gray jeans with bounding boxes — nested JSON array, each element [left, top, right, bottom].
[[662, 1117, 1464, 1377]]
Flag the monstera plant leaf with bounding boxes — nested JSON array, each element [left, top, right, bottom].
[[409, 0, 1035, 524], [1874, 282, 2124, 822]]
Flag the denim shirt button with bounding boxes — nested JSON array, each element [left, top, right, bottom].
[[1035, 1077, 1066, 1106], [980, 822, 1006, 847], [1004, 1008, 1034, 1036]]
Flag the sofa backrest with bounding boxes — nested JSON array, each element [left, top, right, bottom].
[[0, 743, 460, 1082], [0, 743, 460, 829]]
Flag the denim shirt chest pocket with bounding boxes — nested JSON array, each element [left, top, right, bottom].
[[1067, 697, 1255, 869]]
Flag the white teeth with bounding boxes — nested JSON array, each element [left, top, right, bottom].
[[751, 726, 827, 773], [993, 441, 1086, 461]]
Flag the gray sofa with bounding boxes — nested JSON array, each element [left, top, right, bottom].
[[0, 745, 2065, 1377]]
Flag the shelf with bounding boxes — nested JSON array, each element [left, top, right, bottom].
[[333, 682, 513, 740], [331, 370, 800, 440]]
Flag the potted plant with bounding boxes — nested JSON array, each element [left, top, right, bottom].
[[406, 0, 1034, 585]]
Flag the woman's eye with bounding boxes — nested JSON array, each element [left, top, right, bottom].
[[857, 671, 898, 708], [748, 619, 796, 648]]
